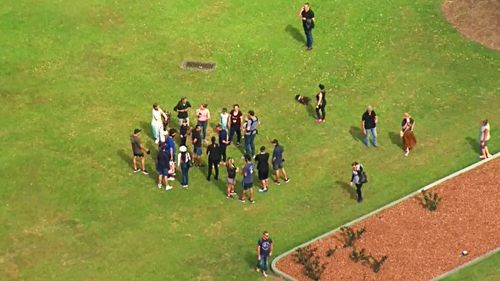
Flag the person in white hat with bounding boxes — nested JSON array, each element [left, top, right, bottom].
[[177, 145, 192, 188]]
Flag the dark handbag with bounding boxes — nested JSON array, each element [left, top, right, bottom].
[[359, 171, 368, 184], [305, 19, 314, 30]]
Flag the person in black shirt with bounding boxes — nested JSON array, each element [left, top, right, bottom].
[[216, 124, 229, 164], [256, 231, 273, 278], [206, 136, 221, 181], [226, 158, 239, 199], [173, 97, 192, 126], [315, 84, 326, 123], [179, 119, 189, 146], [361, 105, 378, 147], [228, 104, 243, 145], [298, 3, 315, 50], [191, 125, 203, 167], [350, 162, 367, 203], [254, 146, 270, 192]]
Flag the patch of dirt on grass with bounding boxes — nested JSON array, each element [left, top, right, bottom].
[[442, 0, 500, 50], [276, 157, 500, 280]]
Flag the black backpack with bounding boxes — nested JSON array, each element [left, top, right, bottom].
[[359, 167, 368, 184]]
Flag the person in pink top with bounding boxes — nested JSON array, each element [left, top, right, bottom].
[[196, 103, 211, 141]]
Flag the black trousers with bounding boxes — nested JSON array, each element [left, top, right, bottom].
[[180, 136, 187, 146], [219, 145, 227, 162], [207, 158, 220, 180], [229, 127, 241, 144], [316, 105, 326, 120], [356, 183, 363, 202]]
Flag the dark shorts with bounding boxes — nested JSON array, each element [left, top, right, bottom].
[[258, 169, 269, 180], [133, 152, 144, 157], [194, 146, 202, 156], [157, 167, 168, 177], [272, 161, 284, 170], [242, 182, 253, 190]]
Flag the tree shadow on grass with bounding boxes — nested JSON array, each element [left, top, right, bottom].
[[349, 126, 364, 143], [335, 180, 356, 200], [388, 131, 403, 149], [117, 149, 157, 183], [285, 24, 305, 44], [465, 137, 479, 154]]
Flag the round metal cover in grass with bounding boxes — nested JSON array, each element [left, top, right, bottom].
[[181, 61, 216, 72]]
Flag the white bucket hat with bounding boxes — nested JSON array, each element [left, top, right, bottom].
[[179, 146, 187, 153]]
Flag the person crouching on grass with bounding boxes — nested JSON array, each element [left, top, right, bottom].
[[130, 128, 150, 174], [240, 154, 255, 203], [226, 158, 239, 199], [256, 231, 273, 278], [254, 146, 270, 192]]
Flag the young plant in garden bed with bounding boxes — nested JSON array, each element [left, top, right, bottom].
[[349, 248, 369, 263], [340, 226, 366, 248], [368, 255, 388, 273], [326, 246, 337, 257], [421, 190, 442, 211], [293, 245, 327, 281]]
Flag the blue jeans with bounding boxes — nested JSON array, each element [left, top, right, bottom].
[[257, 255, 269, 272], [180, 163, 190, 185], [244, 133, 256, 156], [304, 27, 313, 48], [197, 120, 208, 140], [364, 128, 377, 147]]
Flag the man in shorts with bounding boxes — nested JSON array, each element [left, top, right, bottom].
[[191, 125, 203, 167], [157, 144, 173, 191], [254, 146, 270, 192], [271, 139, 290, 185], [240, 154, 255, 203], [130, 128, 150, 174]]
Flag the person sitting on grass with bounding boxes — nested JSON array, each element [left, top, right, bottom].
[[350, 162, 366, 203], [256, 231, 273, 278], [479, 119, 492, 159], [226, 157, 239, 199], [130, 128, 150, 175], [254, 146, 270, 193], [240, 154, 255, 204]]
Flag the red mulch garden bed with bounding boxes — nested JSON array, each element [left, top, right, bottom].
[[275, 158, 500, 280]]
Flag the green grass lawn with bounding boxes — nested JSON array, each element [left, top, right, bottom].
[[0, 0, 499, 280], [440, 251, 500, 281]]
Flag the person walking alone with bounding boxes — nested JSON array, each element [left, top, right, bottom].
[[298, 3, 315, 50], [479, 119, 492, 159], [315, 84, 326, 123], [256, 231, 273, 278], [177, 145, 192, 188], [361, 105, 378, 147], [206, 136, 221, 181], [350, 162, 367, 203], [401, 113, 417, 157], [244, 110, 260, 157]]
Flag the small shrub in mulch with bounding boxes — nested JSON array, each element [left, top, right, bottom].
[[326, 246, 337, 257], [293, 245, 327, 281], [350, 248, 388, 273], [340, 226, 366, 248], [421, 190, 442, 211], [367, 255, 388, 273], [349, 248, 369, 263]]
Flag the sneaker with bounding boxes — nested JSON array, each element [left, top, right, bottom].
[[157, 184, 162, 189], [262, 271, 268, 278], [133, 168, 140, 173], [236, 142, 240, 146], [285, 178, 290, 183], [258, 188, 266, 193], [315, 118, 322, 123], [321, 119, 326, 123], [404, 151, 409, 157], [230, 192, 237, 196], [167, 177, 175, 181], [165, 185, 173, 191], [256, 268, 260, 273], [239, 198, 246, 203], [274, 181, 281, 185], [142, 170, 149, 175], [182, 185, 188, 188], [249, 199, 255, 204]]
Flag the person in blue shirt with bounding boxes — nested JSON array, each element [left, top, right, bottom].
[[271, 139, 290, 185], [239, 154, 255, 203], [256, 231, 273, 278], [164, 129, 177, 181]]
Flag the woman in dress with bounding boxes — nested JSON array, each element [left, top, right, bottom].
[[401, 113, 416, 156], [151, 103, 168, 144], [479, 119, 491, 159]]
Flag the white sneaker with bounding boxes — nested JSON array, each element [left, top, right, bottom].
[[165, 185, 173, 191], [182, 185, 188, 188], [157, 184, 162, 189], [168, 177, 175, 181]]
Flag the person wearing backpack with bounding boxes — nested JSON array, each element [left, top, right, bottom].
[[177, 145, 192, 188], [350, 162, 367, 203], [298, 3, 315, 50], [244, 110, 260, 157]]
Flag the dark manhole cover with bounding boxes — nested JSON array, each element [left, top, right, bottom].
[[181, 61, 216, 72]]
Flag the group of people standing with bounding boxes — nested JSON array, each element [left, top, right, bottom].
[[130, 98, 290, 204]]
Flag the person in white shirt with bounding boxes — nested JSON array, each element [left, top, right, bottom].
[[151, 103, 168, 144], [220, 107, 229, 131], [479, 119, 491, 159]]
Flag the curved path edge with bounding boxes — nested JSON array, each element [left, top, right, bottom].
[[271, 153, 500, 281]]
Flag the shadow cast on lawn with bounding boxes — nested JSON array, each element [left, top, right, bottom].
[[285, 24, 305, 44], [388, 131, 403, 149], [465, 137, 479, 154], [140, 121, 154, 140], [117, 149, 157, 183], [349, 126, 364, 143], [306, 104, 317, 119], [336, 180, 357, 200]]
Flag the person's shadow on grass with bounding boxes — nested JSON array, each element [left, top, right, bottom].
[[197, 162, 228, 196], [285, 24, 305, 44], [306, 104, 317, 119], [388, 132, 403, 149], [349, 126, 364, 143], [465, 137, 479, 154], [335, 180, 357, 200], [117, 149, 157, 183], [140, 121, 154, 139]]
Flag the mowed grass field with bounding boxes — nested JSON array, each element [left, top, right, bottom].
[[440, 251, 500, 281], [0, 0, 499, 280]]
